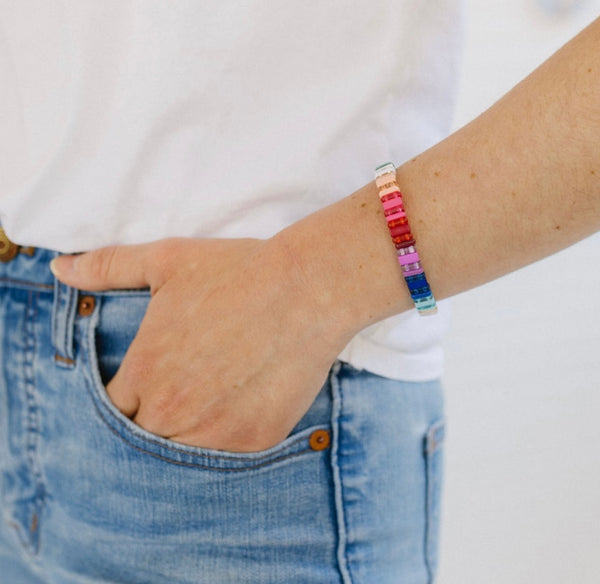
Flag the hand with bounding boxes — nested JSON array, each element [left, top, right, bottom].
[[51, 237, 346, 452]]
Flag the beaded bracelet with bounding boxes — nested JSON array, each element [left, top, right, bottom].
[[375, 162, 437, 316]]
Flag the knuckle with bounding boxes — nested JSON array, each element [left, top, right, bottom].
[[87, 246, 119, 285], [144, 387, 187, 434], [147, 238, 180, 284]]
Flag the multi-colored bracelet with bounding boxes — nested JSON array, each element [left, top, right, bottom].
[[375, 162, 437, 316]]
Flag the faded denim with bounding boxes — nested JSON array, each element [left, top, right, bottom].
[[0, 247, 445, 583]]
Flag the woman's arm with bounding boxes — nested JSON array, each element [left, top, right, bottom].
[[52, 17, 600, 452], [280, 15, 600, 339]]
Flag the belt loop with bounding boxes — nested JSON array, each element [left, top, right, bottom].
[[52, 275, 78, 368]]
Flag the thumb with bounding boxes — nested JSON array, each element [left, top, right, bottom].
[[50, 243, 153, 291]]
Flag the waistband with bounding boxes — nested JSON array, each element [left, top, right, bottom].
[[0, 227, 57, 289], [0, 228, 81, 365], [0, 228, 151, 369]]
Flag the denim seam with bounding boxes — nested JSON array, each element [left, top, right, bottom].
[[0, 277, 53, 290], [63, 286, 75, 360], [52, 281, 76, 363], [329, 362, 353, 584], [424, 418, 445, 584], [84, 369, 318, 470], [50, 281, 59, 361], [87, 398, 315, 471], [21, 291, 45, 556]]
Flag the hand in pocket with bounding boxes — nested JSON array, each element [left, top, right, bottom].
[[52, 237, 346, 452]]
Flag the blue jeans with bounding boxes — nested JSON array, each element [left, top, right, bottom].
[[0, 245, 445, 583]]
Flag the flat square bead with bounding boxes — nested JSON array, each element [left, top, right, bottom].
[[382, 197, 403, 211], [389, 224, 412, 238], [397, 245, 416, 255], [386, 210, 407, 223], [398, 252, 420, 265], [379, 185, 402, 198], [411, 289, 434, 300], [401, 266, 424, 277], [375, 162, 397, 177]]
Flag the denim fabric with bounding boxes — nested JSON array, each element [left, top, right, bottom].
[[0, 247, 445, 583]]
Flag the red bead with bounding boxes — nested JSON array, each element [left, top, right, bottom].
[[389, 223, 412, 238], [386, 217, 408, 228], [392, 233, 414, 245], [395, 238, 416, 250]]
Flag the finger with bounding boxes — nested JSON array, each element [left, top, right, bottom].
[[105, 367, 141, 420], [50, 243, 154, 291], [131, 382, 192, 439]]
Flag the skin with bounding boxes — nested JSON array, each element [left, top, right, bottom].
[[51, 17, 600, 452]]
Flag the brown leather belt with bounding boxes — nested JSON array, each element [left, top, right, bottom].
[[0, 227, 36, 262]]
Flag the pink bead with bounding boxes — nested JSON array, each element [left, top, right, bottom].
[[398, 252, 420, 265], [386, 210, 407, 223], [382, 197, 403, 211], [401, 266, 425, 277]]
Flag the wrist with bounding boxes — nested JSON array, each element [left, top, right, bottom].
[[272, 180, 414, 345]]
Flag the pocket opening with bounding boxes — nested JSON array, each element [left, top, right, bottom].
[[77, 292, 333, 471]]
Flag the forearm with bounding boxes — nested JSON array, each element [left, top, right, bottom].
[[278, 17, 600, 341]]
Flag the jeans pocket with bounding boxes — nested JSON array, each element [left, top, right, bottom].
[[79, 292, 332, 471], [424, 418, 445, 583]]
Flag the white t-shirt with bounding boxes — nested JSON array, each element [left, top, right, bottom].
[[0, 1, 463, 381]]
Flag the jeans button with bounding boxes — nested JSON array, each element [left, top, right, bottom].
[[309, 429, 331, 451], [0, 228, 19, 262]]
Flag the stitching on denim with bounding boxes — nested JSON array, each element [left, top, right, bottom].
[[89, 362, 313, 463], [51, 279, 59, 357], [0, 277, 53, 290], [92, 383, 314, 467], [0, 279, 148, 295], [62, 285, 75, 360], [52, 282, 76, 361], [88, 397, 314, 472], [22, 291, 46, 555], [79, 308, 318, 470], [329, 362, 353, 584]]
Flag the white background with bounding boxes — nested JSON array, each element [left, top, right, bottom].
[[440, 1, 600, 582]]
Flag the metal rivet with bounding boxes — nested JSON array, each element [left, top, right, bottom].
[[54, 353, 76, 366], [309, 429, 331, 451], [77, 295, 96, 317]]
